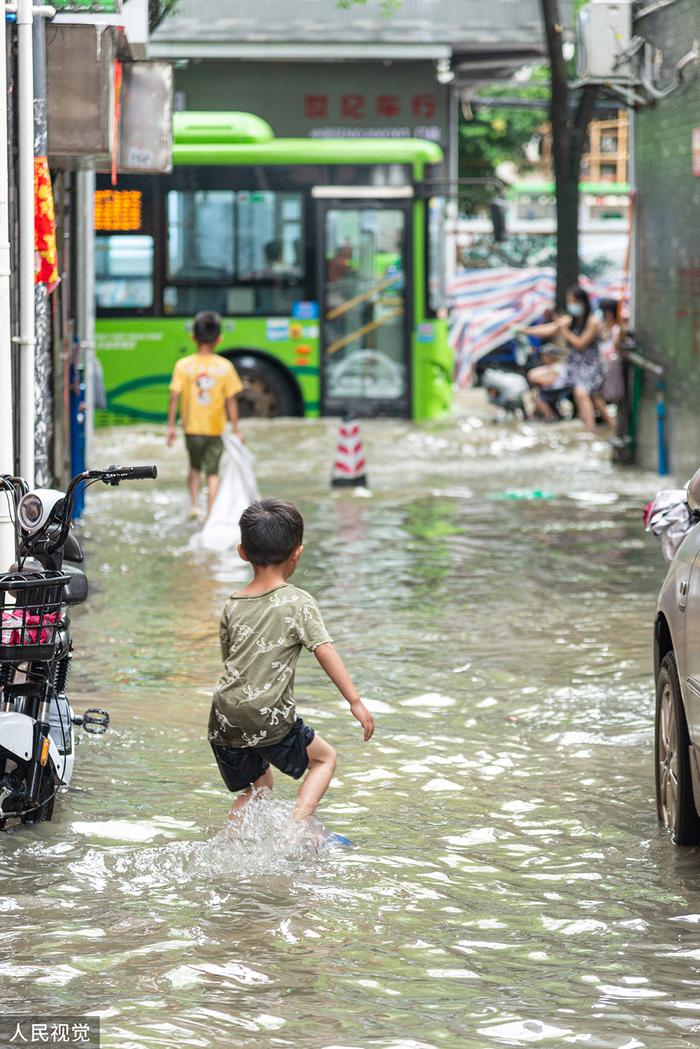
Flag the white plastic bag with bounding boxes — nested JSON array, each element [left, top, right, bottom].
[[191, 434, 260, 553], [644, 488, 694, 562]]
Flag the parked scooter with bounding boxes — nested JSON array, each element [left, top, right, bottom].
[[475, 332, 535, 385], [0, 464, 157, 827], [482, 368, 532, 419]]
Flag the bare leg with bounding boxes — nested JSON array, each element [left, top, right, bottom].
[[188, 468, 201, 514], [293, 734, 337, 822], [592, 393, 614, 428], [228, 766, 274, 821], [206, 473, 220, 515], [573, 387, 596, 432], [534, 393, 556, 422]]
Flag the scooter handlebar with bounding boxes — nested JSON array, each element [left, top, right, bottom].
[[101, 465, 158, 482], [40, 465, 158, 553]]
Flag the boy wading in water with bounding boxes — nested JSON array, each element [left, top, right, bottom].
[[209, 499, 375, 822], [167, 310, 243, 518]]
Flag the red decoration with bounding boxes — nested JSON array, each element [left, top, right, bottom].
[[412, 93, 437, 119], [304, 94, 329, 119], [341, 93, 365, 119], [112, 59, 123, 187], [34, 156, 58, 291], [376, 94, 401, 117]]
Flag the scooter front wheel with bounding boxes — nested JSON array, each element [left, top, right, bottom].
[[21, 770, 56, 824]]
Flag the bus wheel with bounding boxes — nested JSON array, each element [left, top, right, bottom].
[[229, 355, 301, 418]]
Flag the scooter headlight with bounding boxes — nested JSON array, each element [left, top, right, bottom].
[[18, 494, 43, 532]]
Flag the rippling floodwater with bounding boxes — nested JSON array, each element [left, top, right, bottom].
[[2, 398, 698, 1049]]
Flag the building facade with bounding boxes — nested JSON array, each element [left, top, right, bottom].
[[150, 0, 566, 180], [633, 0, 700, 477], [4, 1, 171, 490]]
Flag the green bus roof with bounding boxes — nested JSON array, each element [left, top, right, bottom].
[[173, 111, 274, 145], [172, 112, 443, 174]]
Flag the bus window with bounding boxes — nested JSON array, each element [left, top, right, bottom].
[[95, 235, 154, 310], [163, 285, 230, 316], [163, 285, 257, 316], [167, 190, 235, 280], [427, 196, 447, 314], [236, 191, 303, 280]]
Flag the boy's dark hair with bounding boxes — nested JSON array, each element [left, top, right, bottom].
[[239, 499, 304, 566], [193, 310, 222, 346]]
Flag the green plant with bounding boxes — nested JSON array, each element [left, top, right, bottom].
[[148, 0, 179, 31]]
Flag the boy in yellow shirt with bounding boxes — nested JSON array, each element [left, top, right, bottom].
[[167, 311, 243, 517]]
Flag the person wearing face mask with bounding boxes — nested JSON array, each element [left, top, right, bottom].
[[521, 285, 613, 432]]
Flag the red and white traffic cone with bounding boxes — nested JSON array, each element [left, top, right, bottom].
[[331, 416, 368, 488]]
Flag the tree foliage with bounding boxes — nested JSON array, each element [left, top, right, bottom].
[[460, 235, 613, 279], [458, 68, 549, 209], [336, 0, 402, 12], [541, 0, 599, 306]]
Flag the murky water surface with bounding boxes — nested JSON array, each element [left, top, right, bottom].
[[2, 402, 698, 1048]]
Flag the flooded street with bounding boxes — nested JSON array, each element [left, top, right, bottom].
[[2, 399, 698, 1049]]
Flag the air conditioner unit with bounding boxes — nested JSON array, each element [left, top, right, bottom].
[[577, 0, 634, 80]]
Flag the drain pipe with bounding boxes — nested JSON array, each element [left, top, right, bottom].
[[17, 0, 35, 485], [0, 1, 15, 571]]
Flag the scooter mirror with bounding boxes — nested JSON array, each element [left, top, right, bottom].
[[687, 468, 700, 515]]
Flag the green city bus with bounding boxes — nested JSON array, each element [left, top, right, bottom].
[[95, 111, 451, 423]]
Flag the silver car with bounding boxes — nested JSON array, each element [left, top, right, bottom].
[[655, 470, 700, 844]]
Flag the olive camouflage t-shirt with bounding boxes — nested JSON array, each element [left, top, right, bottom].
[[208, 583, 333, 748]]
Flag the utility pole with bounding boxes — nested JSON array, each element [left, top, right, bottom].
[[17, 0, 35, 485], [76, 169, 95, 466], [540, 0, 598, 308], [0, 0, 16, 571]]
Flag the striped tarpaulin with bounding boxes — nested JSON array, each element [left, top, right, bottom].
[[448, 267, 630, 387]]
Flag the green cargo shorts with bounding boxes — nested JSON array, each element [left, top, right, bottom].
[[185, 434, 224, 477]]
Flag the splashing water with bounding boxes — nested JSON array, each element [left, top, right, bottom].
[[71, 792, 334, 893]]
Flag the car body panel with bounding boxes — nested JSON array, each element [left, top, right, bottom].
[[657, 520, 700, 741]]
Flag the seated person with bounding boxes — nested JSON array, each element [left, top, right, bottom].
[[527, 344, 569, 422]]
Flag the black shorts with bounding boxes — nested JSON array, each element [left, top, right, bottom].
[[185, 434, 224, 476], [211, 718, 315, 793]]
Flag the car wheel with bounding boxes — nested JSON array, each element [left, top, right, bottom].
[[655, 651, 700, 845], [228, 355, 300, 418]]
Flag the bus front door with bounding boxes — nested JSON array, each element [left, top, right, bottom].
[[317, 199, 411, 417]]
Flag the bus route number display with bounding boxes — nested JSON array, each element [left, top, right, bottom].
[[94, 190, 143, 232]]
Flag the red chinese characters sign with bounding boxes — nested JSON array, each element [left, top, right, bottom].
[[304, 94, 329, 119], [340, 93, 365, 119], [411, 94, 436, 119], [376, 94, 400, 117], [304, 92, 437, 124]]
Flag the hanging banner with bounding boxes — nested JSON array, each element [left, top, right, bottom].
[[34, 156, 59, 290]]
